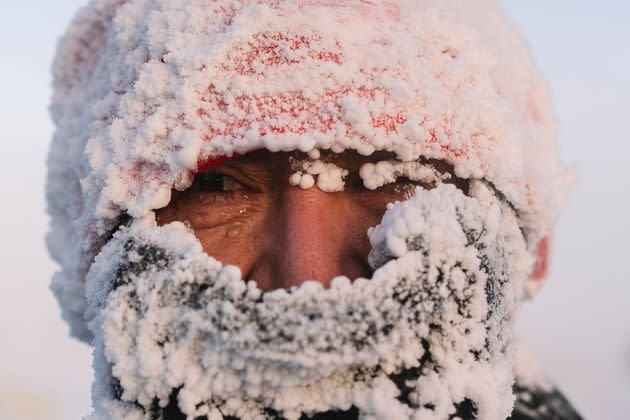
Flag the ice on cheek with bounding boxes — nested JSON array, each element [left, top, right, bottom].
[[86, 184, 529, 420]]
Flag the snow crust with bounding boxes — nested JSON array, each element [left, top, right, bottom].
[[85, 183, 533, 419], [47, 0, 573, 342], [289, 157, 349, 192], [286, 158, 446, 192], [360, 160, 448, 191]]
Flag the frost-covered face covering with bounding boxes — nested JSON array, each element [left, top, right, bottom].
[[85, 177, 534, 420]]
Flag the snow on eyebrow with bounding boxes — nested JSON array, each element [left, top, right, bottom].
[[286, 157, 447, 193], [289, 157, 349, 192], [48, 0, 573, 342], [359, 160, 448, 190]]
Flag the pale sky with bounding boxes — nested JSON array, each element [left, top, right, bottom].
[[0, 1, 628, 419]]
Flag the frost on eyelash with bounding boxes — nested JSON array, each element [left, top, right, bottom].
[[287, 158, 445, 193], [85, 184, 534, 420], [359, 160, 448, 190]]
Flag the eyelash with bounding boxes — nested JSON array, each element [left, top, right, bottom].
[[345, 173, 437, 190], [193, 171, 243, 193]]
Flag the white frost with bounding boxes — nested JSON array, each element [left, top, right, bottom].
[[290, 158, 349, 192], [47, 0, 572, 342], [85, 184, 533, 419], [359, 160, 447, 190]]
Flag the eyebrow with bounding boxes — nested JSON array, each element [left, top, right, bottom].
[[209, 149, 469, 191], [317, 150, 398, 171], [219, 159, 275, 187]]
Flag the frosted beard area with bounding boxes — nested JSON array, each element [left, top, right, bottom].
[[84, 181, 534, 420]]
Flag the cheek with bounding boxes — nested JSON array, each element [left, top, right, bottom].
[[194, 220, 264, 269], [156, 194, 269, 270]]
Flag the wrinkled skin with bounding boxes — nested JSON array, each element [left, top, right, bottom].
[[156, 150, 470, 290]]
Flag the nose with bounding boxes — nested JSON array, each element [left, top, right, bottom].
[[251, 183, 371, 290]]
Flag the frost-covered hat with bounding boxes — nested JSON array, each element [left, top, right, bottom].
[[47, 0, 571, 341]]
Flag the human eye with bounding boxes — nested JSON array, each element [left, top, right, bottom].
[[380, 176, 427, 194], [348, 160, 472, 218], [191, 171, 245, 194], [355, 161, 443, 191], [375, 171, 468, 197], [361, 176, 431, 204], [155, 169, 254, 230], [158, 167, 254, 216], [346, 172, 427, 193]]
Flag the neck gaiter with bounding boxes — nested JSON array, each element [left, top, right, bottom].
[[85, 181, 533, 420]]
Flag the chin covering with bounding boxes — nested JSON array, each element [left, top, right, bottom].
[[46, 1, 576, 419], [85, 183, 532, 419]]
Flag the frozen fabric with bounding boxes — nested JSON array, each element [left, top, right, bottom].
[[86, 183, 531, 419]]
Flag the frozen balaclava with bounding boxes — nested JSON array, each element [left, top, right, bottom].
[[47, 1, 573, 419]]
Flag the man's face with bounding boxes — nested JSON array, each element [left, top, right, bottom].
[[89, 148, 530, 419], [155, 150, 467, 290]]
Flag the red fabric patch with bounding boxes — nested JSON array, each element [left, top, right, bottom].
[[195, 156, 232, 174]]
